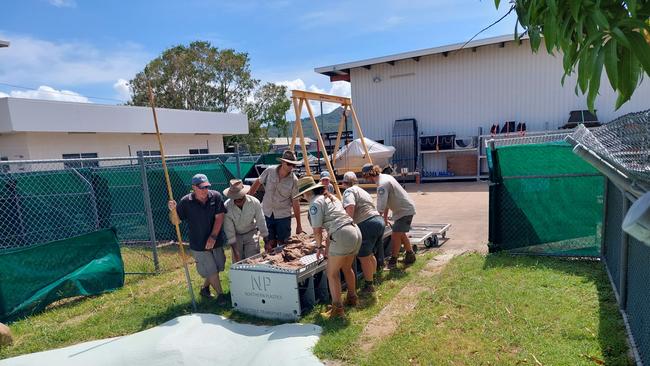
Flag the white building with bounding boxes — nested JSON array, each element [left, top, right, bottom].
[[269, 137, 317, 152], [0, 98, 248, 163], [316, 35, 650, 178]]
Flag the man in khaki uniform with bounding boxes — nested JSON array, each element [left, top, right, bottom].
[[249, 150, 303, 252], [223, 179, 268, 262]]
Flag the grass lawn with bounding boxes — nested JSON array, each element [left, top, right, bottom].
[[0, 247, 432, 360], [357, 253, 631, 366], [1, 251, 631, 365]]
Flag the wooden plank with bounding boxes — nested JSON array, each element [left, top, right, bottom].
[[350, 104, 373, 165], [291, 90, 350, 105], [330, 105, 348, 169], [305, 99, 342, 199], [290, 98, 303, 151], [296, 112, 312, 176]]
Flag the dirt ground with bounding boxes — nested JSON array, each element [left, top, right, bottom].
[[293, 181, 489, 254]]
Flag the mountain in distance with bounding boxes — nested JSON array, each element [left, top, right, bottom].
[[268, 107, 352, 138]]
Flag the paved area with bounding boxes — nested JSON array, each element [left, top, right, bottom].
[[293, 181, 489, 254]]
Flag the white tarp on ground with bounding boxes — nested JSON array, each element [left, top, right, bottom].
[[333, 138, 395, 170], [0, 314, 322, 366]]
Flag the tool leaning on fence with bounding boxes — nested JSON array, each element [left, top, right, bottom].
[[146, 80, 197, 312]]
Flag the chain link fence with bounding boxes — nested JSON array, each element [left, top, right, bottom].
[[0, 153, 237, 275], [569, 110, 650, 366]]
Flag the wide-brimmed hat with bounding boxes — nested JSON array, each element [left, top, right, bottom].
[[278, 150, 302, 165], [293, 176, 324, 199], [223, 179, 250, 199]]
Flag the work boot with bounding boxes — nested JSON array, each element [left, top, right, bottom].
[[321, 303, 345, 319], [360, 282, 375, 296], [199, 286, 212, 298], [215, 293, 230, 306], [344, 294, 358, 307], [403, 250, 416, 265], [386, 256, 398, 270]]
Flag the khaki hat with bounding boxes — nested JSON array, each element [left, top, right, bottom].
[[293, 176, 324, 199], [223, 179, 250, 200], [278, 150, 302, 165]]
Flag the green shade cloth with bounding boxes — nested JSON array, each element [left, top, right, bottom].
[[488, 142, 604, 257], [0, 228, 125, 322]]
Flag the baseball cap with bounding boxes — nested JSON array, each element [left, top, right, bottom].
[[191, 174, 210, 186], [320, 171, 331, 180], [361, 163, 374, 175]]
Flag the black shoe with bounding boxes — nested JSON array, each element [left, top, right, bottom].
[[360, 283, 375, 296], [386, 257, 398, 270], [199, 286, 212, 298], [215, 293, 230, 305], [403, 251, 416, 265]]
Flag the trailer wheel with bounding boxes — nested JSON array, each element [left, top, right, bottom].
[[432, 235, 439, 247], [424, 237, 434, 248]]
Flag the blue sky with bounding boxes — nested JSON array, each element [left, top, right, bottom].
[[0, 0, 516, 110]]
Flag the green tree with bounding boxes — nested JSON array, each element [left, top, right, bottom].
[[129, 41, 257, 112], [496, 1, 650, 109], [226, 83, 292, 153]]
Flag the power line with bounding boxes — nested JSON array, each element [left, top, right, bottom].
[[0, 82, 129, 103], [457, 4, 517, 52]]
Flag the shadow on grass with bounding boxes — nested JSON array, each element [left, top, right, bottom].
[[483, 253, 630, 366]]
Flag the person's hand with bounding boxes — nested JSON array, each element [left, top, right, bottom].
[[316, 247, 326, 260], [231, 246, 241, 263], [296, 224, 304, 235], [168, 200, 176, 211], [205, 237, 216, 250]]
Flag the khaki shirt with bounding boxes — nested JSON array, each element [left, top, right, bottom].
[[309, 195, 353, 234], [223, 195, 269, 245], [376, 173, 416, 221], [258, 165, 299, 219], [342, 185, 380, 224]]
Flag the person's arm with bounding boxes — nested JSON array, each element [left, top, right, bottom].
[[293, 199, 303, 234], [206, 213, 224, 250], [314, 227, 326, 259], [168, 200, 182, 225], [249, 178, 262, 196], [254, 198, 269, 239], [223, 216, 241, 262], [376, 181, 390, 224], [383, 210, 389, 226], [345, 205, 356, 218]]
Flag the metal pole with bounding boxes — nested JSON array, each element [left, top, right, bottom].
[[146, 81, 197, 312], [138, 152, 160, 272], [619, 195, 630, 309], [70, 167, 100, 229], [235, 143, 242, 179], [319, 101, 323, 173]]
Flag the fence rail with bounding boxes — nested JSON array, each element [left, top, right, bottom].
[[0, 153, 239, 274]]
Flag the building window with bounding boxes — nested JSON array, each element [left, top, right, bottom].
[[1, 156, 9, 173], [136, 150, 161, 157], [62, 153, 99, 169], [189, 148, 209, 155]]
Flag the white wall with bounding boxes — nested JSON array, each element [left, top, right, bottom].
[[349, 39, 650, 172], [0, 132, 225, 161], [0, 98, 248, 134], [351, 39, 650, 140]]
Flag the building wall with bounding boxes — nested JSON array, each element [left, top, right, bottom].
[[349, 39, 650, 172], [351, 39, 650, 139], [0, 132, 224, 161]]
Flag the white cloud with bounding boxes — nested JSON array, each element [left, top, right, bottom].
[[0, 33, 150, 88], [8, 85, 90, 103], [0, 91, 8, 98], [49, 0, 76, 8], [49, 0, 76, 7], [274, 78, 351, 119], [113, 78, 131, 101]]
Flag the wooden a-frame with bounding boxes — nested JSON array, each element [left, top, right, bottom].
[[289, 90, 373, 199]]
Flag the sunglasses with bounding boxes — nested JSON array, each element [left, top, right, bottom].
[[196, 185, 211, 190]]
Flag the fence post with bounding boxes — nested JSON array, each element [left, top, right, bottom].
[[619, 194, 630, 309], [70, 167, 100, 229], [138, 153, 160, 272], [235, 143, 241, 179]]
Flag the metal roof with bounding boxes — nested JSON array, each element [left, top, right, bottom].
[[315, 34, 524, 78], [0, 40, 9, 48]]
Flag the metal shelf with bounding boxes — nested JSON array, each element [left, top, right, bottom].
[[420, 148, 478, 155], [421, 175, 478, 181]]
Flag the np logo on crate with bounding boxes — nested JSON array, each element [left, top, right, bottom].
[[251, 275, 271, 292]]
